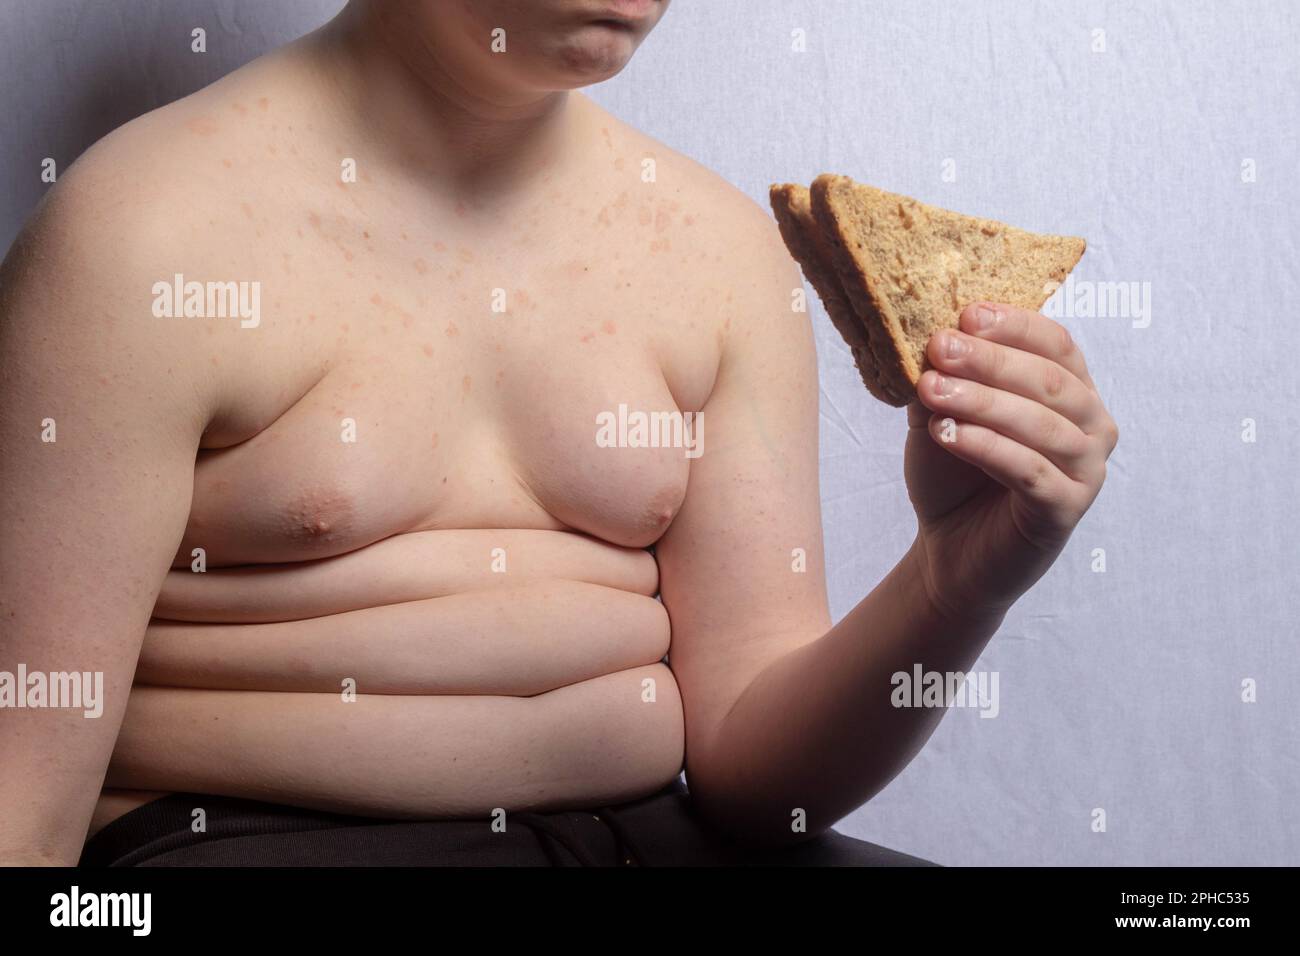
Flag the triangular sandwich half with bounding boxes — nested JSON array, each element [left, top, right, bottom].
[[770, 174, 1086, 407]]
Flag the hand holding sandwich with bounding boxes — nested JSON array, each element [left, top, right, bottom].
[[906, 301, 1119, 625], [771, 174, 1116, 622]]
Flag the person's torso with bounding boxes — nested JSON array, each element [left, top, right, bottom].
[[89, 62, 747, 831]]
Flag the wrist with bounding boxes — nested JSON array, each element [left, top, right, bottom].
[[904, 535, 1010, 631]]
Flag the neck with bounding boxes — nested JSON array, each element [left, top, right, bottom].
[[317, 1, 582, 198]]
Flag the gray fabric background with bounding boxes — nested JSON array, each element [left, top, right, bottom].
[[2, 0, 1296, 865]]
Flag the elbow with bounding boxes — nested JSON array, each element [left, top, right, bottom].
[[683, 757, 834, 850]]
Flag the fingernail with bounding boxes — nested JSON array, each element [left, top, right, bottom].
[[934, 374, 953, 397], [945, 333, 968, 360], [976, 305, 999, 330]]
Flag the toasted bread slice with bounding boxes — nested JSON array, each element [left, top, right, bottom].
[[808, 174, 1086, 405], [769, 184, 904, 404]]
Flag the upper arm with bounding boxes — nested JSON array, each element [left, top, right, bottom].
[[0, 163, 213, 861], [655, 193, 832, 761]]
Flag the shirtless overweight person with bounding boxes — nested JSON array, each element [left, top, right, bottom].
[[0, 0, 1118, 865]]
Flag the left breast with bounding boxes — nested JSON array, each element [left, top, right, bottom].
[[509, 397, 695, 549]]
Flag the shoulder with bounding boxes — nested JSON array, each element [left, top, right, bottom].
[[23, 49, 300, 268], [0, 61, 296, 419], [601, 105, 795, 270], [587, 99, 810, 368]]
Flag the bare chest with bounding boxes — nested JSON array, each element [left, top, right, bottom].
[[178, 211, 723, 567]]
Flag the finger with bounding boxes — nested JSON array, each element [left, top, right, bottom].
[[926, 327, 1109, 435], [958, 302, 1097, 392], [907, 397, 931, 429], [926, 413, 1079, 520], [918, 371, 1095, 481]]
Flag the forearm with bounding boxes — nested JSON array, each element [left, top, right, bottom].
[[0, 710, 128, 865], [685, 539, 1006, 844]]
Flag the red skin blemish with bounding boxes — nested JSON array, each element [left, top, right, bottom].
[[433, 241, 447, 252], [257, 97, 269, 111], [370, 293, 383, 306], [445, 322, 460, 337], [601, 320, 617, 335], [414, 259, 429, 275], [422, 344, 434, 357]]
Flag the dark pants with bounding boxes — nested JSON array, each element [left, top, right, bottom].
[[79, 778, 935, 867]]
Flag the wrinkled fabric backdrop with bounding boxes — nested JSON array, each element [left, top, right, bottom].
[[2, 0, 1296, 865]]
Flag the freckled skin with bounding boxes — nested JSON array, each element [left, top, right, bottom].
[[35, 5, 787, 838]]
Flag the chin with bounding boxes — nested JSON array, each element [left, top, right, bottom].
[[544, 25, 638, 87]]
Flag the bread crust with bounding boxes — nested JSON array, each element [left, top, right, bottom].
[[769, 183, 900, 404], [809, 175, 915, 406]]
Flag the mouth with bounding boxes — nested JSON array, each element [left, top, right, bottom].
[[590, 18, 637, 32], [589, 0, 657, 27]]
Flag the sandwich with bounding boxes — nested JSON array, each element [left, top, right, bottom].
[[770, 174, 1086, 406]]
